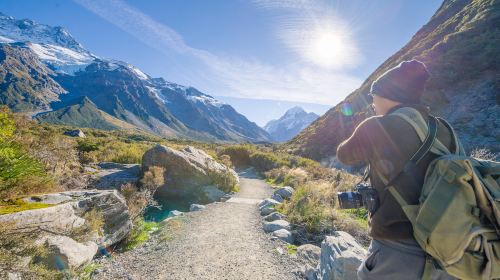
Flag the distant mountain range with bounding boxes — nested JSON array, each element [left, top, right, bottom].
[[215, 95, 330, 127], [264, 107, 319, 142], [0, 12, 271, 143], [287, 0, 500, 161]]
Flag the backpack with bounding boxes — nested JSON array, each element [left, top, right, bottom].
[[376, 107, 500, 280]]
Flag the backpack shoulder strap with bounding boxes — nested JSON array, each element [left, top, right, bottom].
[[435, 117, 466, 156], [390, 107, 452, 156]]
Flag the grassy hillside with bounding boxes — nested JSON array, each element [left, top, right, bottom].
[[35, 96, 141, 131], [287, 0, 500, 160]]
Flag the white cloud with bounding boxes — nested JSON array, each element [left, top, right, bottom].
[[73, 0, 362, 105]]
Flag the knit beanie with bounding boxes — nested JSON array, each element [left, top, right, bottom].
[[370, 60, 430, 104]]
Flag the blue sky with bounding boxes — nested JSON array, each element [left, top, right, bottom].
[[0, 0, 442, 109]]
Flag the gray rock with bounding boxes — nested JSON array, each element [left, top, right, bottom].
[[201, 185, 226, 201], [264, 212, 285, 222], [190, 204, 206, 211], [297, 244, 321, 267], [274, 186, 294, 199], [93, 163, 140, 190], [271, 193, 284, 202], [304, 265, 317, 280], [272, 229, 294, 243], [263, 220, 291, 233], [43, 235, 98, 269], [63, 129, 85, 138], [317, 231, 367, 280], [260, 205, 276, 216], [167, 210, 184, 217], [0, 190, 132, 247], [258, 198, 281, 209], [141, 145, 238, 199]]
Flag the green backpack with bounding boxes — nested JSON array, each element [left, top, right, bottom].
[[376, 107, 500, 280]]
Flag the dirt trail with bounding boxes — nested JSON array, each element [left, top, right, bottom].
[[94, 170, 300, 280]]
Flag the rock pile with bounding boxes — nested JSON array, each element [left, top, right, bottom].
[[0, 190, 132, 270]]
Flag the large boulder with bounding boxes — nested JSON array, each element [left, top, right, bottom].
[[274, 186, 294, 199], [297, 244, 322, 280], [258, 198, 281, 209], [64, 129, 85, 138], [141, 145, 238, 198], [264, 212, 285, 222], [41, 235, 98, 269], [0, 190, 132, 247], [272, 229, 294, 243], [263, 220, 291, 233], [93, 162, 140, 190], [317, 231, 367, 280]]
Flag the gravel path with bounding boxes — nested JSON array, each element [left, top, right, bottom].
[[94, 170, 301, 280]]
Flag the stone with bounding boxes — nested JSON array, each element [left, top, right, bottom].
[[63, 129, 85, 138], [274, 186, 294, 199], [264, 212, 285, 222], [93, 163, 140, 190], [43, 235, 98, 269], [263, 220, 291, 233], [260, 206, 275, 216], [297, 244, 321, 267], [7, 272, 21, 280], [167, 210, 184, 218], [201, 185, 226, 201], [271, 193, 284, 203], [141, 145, 238, 199], [317, 231, 367, 280], [258, 198, 281, 209], [0, 190, 132, 247], [272, 229, 294, 243], [190, 204, 206, 211], [304, 265, 317, 280]]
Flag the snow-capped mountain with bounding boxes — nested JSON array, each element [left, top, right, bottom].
[[0, 13, 271, 143], [264, 107, 319, 142], [0, 12, 94, 74]]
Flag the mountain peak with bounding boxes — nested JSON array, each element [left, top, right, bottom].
[[264, 107, 319, 142], [284, 106, 306, 116]]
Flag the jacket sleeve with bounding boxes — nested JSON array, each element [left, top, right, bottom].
[[336, 117, 379, 166]]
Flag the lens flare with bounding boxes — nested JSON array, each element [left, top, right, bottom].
[[341, 103, 353, 116]]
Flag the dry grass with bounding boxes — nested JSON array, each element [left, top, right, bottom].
[[159, 217, 186, 242]]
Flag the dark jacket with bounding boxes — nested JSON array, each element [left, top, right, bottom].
[[336, 105, 455, 240]]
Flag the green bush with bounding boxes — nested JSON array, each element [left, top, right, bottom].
[[218, 145, 254, 167], [249, 152, 289, 172], [0, 108, 53, 199]]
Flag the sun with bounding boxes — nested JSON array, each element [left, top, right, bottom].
[[294, 21, 360, 69], [305, 27, 352, 69]]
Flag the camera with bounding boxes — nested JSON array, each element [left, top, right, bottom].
[[337, 182, 379, 213]]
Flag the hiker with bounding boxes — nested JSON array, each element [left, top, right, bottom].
[[336, 60, 457, 280]]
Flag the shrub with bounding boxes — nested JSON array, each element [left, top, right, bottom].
[[207, 167, 239, 193], [0, 108, 54, 199], [283, 168, 308, 188], [120, 183, 148, 220], [218, 154, 233, 168], [250, 152, 290, 172], [218, 145, 254, 167], [279, 180, 337, 233]]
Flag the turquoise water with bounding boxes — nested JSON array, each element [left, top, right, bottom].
[[143, 193, 201, 222]]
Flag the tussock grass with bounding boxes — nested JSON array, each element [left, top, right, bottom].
[[123, 218, 160, 251], [0, 199, 52, 215]]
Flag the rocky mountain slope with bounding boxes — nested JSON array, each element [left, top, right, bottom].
[[287, 0, 500, 161], [0, 13, 270, 143], [264, 107, 319, 142]]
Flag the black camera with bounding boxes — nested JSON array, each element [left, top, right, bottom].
[[337, 182, 379, 213]]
